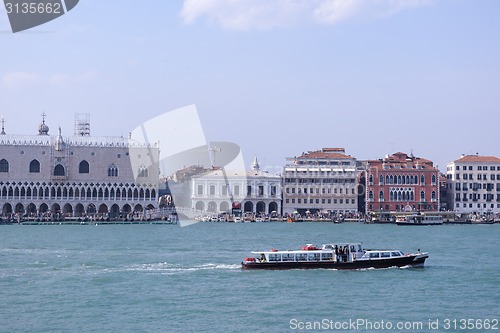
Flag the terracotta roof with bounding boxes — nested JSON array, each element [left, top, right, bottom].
[[298, 150, 351, 160], [366, 152, 437, 171], [454, 155, 500, 163]]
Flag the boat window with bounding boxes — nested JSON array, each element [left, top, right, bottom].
[[357, 245, 363, 252], [391, 252, 401, 257], [321, 253, 333, 260], [269, 254, 280, 262], [296, 253, 307, 261], [308, 253, 320, 260], [282, 253, 295, 261], [323, 244, 333, 250], [381, 252, 391, 258], [369, 252, 380, 259]]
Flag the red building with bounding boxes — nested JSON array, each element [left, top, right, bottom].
[[365, 152, 440, 212]]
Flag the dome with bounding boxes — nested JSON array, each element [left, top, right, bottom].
[[38, 113, 49, 135]]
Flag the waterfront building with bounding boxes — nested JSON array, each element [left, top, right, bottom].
[[191, 157, 281, 215], [282, 148, 359, 215], [446, 154, 500, 214], [0, 115, 159, 218], [365, 152, 440, 212]]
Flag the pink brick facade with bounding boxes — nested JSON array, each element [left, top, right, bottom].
[[365, 152, 440, 212]]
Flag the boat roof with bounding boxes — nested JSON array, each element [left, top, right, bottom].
[[251, 243, 363, 254]]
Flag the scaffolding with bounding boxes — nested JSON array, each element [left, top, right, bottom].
[[74, 113, 90, 137]]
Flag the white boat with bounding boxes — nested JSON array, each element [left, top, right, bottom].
[[242, 243, 428, 270], [396, 213, 443, 226]]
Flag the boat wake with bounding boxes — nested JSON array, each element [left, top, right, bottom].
[[122, 262, 241, 275]]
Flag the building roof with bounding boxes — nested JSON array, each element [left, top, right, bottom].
[[193, 168, 280, 179], [367, 152, 437, 171], [296, 148, 352, 160], [454, 155, 500, 163]]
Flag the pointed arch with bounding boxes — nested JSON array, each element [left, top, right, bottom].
[[29, 159, 41, 173], [79, 160, 90, 174], [0, 159, 9, 172], [54, 164, 65, 176]]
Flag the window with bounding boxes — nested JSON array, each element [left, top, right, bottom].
[[420, 175, 425, 185], [0, 159, 9, 172], [79, 160, 90, 173], [54, 164, 65, 176], [258, 186, 264, 196], [271, 186, 277, 196], [197, 185, 203, 195], [138, 166, 148, 177], [420, 191, 425, 201], [234, 185, 240, 196], [379, 191, 384, 201], [108, 164, 118, 177], [29, 159, 40, 173], [221, 185, 227, 196], [247, 186, 252, 196]]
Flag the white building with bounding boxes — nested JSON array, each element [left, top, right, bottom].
[[283, 148, 359, 215], [0, 115, 159, 218], [446, 154, 500, 214], [191, 157, 281, 215]]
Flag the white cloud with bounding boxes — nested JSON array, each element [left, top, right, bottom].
[[180, 0, 433, 30], [180, 0, 312, 30], [1, 70, 98, 88], [1, 71, 41, 88]]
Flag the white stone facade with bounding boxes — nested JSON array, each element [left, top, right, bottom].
[[0, 121, 159, 217], [191, 158, 281, 215], [446, 154, 500, 214]]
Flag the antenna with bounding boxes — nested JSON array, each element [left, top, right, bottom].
[[208, 145, 221, 168]]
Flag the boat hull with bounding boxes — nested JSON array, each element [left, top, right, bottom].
[[396, 222, 443, 226], [241, 255, 428, 270]]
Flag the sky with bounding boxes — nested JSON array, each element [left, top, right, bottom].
[[1, 0, 499, 175]]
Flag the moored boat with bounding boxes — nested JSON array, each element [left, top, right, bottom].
[[396, 213, 443, 226], [241, 243, 428, 270]]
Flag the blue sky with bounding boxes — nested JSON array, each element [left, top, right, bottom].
[[1, 0, 499, 174]]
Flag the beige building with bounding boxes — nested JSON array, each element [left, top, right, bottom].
[[0, 115, 159, 218], [283, 148, 359, 215]]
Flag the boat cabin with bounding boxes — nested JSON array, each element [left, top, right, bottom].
[[252, 243, 365, 263], [357, 250, 406, 261]]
